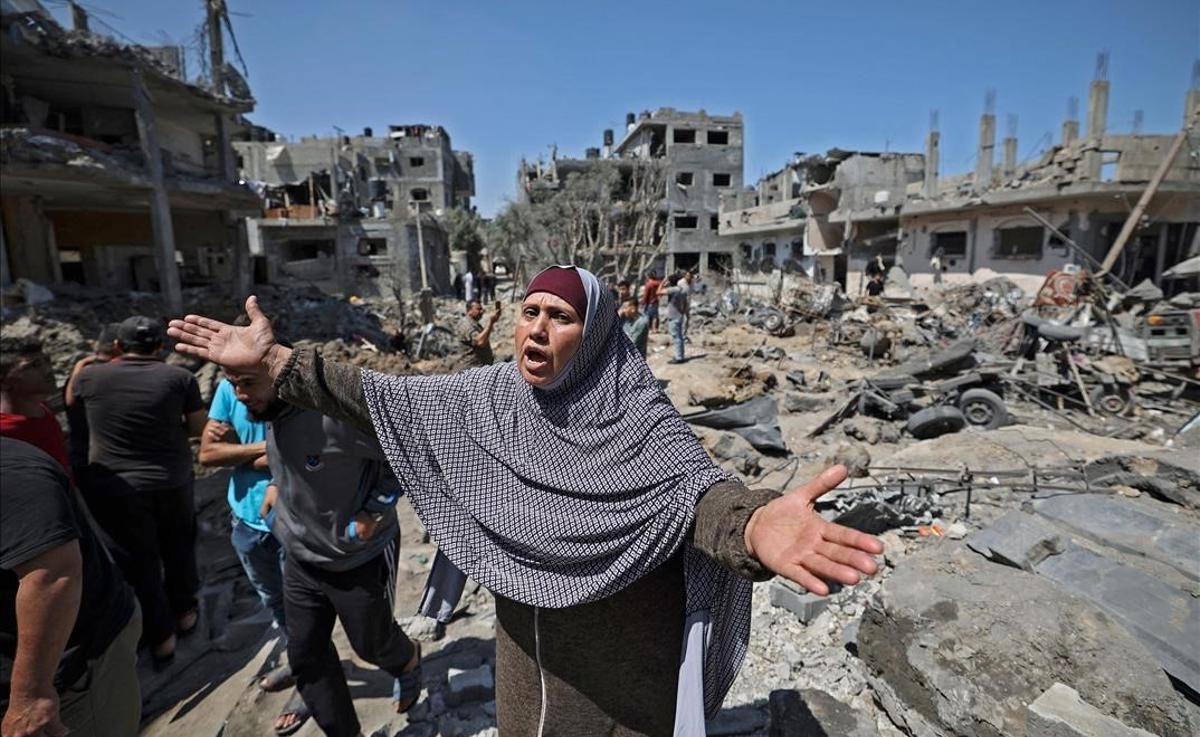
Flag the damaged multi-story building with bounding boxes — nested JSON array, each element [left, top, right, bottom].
[[232, 124, 475, 298], [518, 107, 744, 276], [721, 56, 1200, 294], [0, 0, 258, 312]]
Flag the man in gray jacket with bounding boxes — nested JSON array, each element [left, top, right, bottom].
[[227, 368, 421, 737]]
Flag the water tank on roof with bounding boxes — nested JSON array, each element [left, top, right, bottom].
[[585, 147, 601, 160], [364, 126, 373, 137], [603, 129, 614, 146]]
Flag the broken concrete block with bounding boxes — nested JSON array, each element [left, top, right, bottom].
[[1034, 543, 1200, 697], [706, 705, 767, 736], [445, 664, 494, 707], [841, 619, 860, 656], [859, 543, 1193, 737], [1026, 683, 1157, 737], [830, 443, 871, 478], [1030, 493, 1199, 582], [768, 581, 828, 624], [843, 417, 883, 445], [966, 510, 1064, 571], [782, 391, 829, 413], [768, 688, 879, 737]]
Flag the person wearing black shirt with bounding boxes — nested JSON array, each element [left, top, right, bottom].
[[1, 437, 140, 737], [67, 316, 207, 664], [865, 272, 885, 297]]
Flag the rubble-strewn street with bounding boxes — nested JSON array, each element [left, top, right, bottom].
[[2, 2, 1198, 737]]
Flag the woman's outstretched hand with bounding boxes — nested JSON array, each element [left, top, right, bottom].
[[745, 465, 884, 596], [167, 296, 290, 377]]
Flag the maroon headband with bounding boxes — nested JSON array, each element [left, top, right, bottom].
[[524, 267, 588, 321]]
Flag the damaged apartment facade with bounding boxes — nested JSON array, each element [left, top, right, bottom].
[[0, 0, 258, 312], [721, 58, 1200, 293], [519, 108, 744, 276], [233, 124, 475, 298]]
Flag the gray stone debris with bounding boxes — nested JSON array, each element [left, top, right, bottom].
[[831, 442, 871, 478], [445, 664, 494, 707], [1025, 683, 1157, 737], [769, 580, 829, 624], [1034, 543, 1200, 697], [768, 688, 879, 737], [1030, 492, 1200, 581], [966, 510, 1065, 571], [858, 543, 1194, 737], [398, 615, 446, 642], [706, 705, 768, 736]]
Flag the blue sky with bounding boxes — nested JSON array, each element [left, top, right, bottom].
[[51, 0, 1198, 216]]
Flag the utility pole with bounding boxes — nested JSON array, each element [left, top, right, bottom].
[[411, 201, 434, 324], [206, 0, 225, 94], [132, 69, 183, 314]]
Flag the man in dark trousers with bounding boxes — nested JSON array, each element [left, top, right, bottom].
[[67, 315, 206, 665], [229, 368, 421, 736], [1, 437, 141, 737]]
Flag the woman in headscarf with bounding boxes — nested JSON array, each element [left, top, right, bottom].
[[168, 266, 882, 737]]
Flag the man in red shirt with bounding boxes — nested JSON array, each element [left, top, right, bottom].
[[0, 336, 70, 472], [641, 270, 663, 332]]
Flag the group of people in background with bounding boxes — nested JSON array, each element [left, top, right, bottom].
[[1, 314, 417, 736]]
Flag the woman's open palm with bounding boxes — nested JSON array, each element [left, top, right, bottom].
[[167, 296, 277, 373]]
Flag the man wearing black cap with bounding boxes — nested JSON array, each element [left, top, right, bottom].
[[67, 315, 207, 665]]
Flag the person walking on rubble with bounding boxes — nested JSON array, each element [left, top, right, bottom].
[[167, 265, 883, 737], [930, 246, 945, 285], [642, 270, 663, 332], [866, 271, 885, 297], [665, 269, 695, 364], [66, 316, 206, 666], [455, 299, 502, 369], [198, 365, 310, 733], [209, 361, 419, 737], [0, 336, 71, 473], [1, 437, 142, 737]]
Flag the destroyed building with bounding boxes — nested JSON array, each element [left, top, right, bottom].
[[232, 124, 475, 298], [720, 57, 1200, 295], [518, 107, 744, 276], [0, 0, 259, 312]]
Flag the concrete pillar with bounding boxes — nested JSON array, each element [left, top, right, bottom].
[[1186, 88, 1200, 124], [0, 196, 61, 284], [131, 69, 183, 314], [1061, 120, 1080, 146], [975, 114, 995, 191], [1084, 78, 1110, 180], [1087, 79, 1109, 140], [923, 131, 940, 197], [1003, 137, 1018, 177]]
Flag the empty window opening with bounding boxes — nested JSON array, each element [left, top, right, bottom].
[[712, 173, 732, 187], [410, 188, 429, 202], [707, 130, 729, 145], [674, 214, 698, 229], [673, 128, 696, 144], [931, 231, 968, 258], [409, 156, 425, 167], [358, 238, 388, 256], [674, 252, 701, 272], [710, 214, 720, 230], [374, 157, 391, 170], [676, 172, 695, 186], [1100, 151, 1120, 182], [282, 239, 335, 262], [994, 226, 1043, 260]]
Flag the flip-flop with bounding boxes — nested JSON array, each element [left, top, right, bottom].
[[392, 643, 422, 714], [274, 689, 310, 736], [260, 663, 295, 693]]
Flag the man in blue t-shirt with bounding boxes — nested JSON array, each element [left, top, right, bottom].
[[199, 377, 284, 627]]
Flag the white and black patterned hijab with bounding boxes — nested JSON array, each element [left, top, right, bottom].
[[360, 266, 751, 731]]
